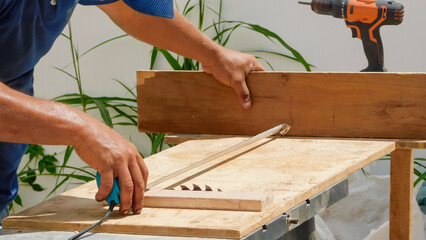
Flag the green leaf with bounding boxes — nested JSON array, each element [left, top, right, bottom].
[[113, 79, 136, 98], [414, 170, 426, 187], [158, 49, 182, 70], [53, 67, 78, 82], [249, 50, 315, 66], [46, 175, 71, 199], [107, 104, 138, 125], [414, 161, 426, 169], [79, 34, 128, 59], [21, 168, 36, 184], [151, 133, 166, 155], [43, 155, 59, 163], [31, 183, 45, 192], [184, 5, 196, 16], [255, 56, 275, 71], [64, 146, 74, 165], [14, 194, 23, 207], [38, 160, 45, 174], [150, 47, 159, 70], [92, 99, 113, 128], [45, 161, 57, 174]]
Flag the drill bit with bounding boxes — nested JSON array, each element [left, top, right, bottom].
[[298, 1, 312, 5]]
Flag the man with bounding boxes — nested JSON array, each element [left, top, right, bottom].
[[0, 0, 265, 223]]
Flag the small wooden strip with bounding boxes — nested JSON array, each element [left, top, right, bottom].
[[390, 149, 414, 240], [396, 140, 426, 149], [144, 189, 273, 212]]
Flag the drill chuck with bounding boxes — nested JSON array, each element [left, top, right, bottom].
[[308, 0, 345, 18]]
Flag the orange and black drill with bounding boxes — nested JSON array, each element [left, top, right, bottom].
[[299, 0, 404, 72]]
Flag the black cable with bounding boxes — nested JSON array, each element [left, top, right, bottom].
[[68, 201, 117, 240]]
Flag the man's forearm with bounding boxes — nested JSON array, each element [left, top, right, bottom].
[[0, 82, 88, 145], [99, 3, 220, 67]]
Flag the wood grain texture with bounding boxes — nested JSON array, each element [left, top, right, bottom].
[[165, 134, 426, 149], [3, 138, 395, 238], [144, 189, 273, 211], [137, 71, 426, 139], [390, 149, 414, 240]]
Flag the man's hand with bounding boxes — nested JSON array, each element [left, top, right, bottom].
[[0, 82, 148, 215], [99, 3, 265, 109], [202, 47, 265, 109], [74, 120, 148, 215]]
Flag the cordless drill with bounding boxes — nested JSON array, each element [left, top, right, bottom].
[[299, 0, 404, 72]]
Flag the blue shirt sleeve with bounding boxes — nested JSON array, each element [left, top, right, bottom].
[[79, 0, 174, 19]]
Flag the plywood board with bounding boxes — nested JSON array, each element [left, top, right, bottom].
[[137, 71, 426, 139], [3, 138, 395, 238]]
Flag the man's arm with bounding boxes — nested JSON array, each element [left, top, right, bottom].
[[98, 1, 265, 109], [0, 82, 148, 215]]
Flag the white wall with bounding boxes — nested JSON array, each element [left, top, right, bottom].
[[14, 0, 426, 212]]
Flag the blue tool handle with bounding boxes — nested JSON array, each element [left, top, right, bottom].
[[96, 172, 120, 206]]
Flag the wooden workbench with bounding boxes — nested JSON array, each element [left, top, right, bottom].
[[4, 71, 425, 239], [3, 137, 394, 238]]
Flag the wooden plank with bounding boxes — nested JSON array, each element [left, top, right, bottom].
[[137, 71, 426, 139], [390, 149, 414, 240], [165, 134, 426, 149], [144, 189, 273, 212], [3, 138, 395, 239]]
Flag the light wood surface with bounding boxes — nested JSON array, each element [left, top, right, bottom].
[[390, 149, 414, 240], [144, 189, 273, 212], [3, 138, 395, 238], [137, 71, 426, 139], [165, 134, 426, 150]]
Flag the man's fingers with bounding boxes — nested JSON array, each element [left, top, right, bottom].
[[136, 154, 149, 189], [129, 160, 145, 214], [252, 61, 266, 71], [117, 166, 134, 214], [95, 171, 114, 202], [231, 76, 252, 109]]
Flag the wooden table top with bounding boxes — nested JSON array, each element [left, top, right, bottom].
[[3, 137, 395, 239]]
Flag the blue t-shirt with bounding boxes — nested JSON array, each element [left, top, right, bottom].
[[0, 0, 173, 213]]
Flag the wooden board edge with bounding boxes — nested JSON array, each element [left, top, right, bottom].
[[144, 189, 273, 212], [396, 140, 426, 149], [166, 134, 426, 150], [2, 219, 243, 239], [137, 71, 157, 132]]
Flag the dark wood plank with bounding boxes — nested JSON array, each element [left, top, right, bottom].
[[137, 71, 426, 139]]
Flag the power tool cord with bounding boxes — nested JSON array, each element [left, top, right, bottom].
[[68, 201, 117, 240]]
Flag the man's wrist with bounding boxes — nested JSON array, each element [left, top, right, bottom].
[[199, 42, 222, 69]]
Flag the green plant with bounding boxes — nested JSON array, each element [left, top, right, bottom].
[[378, 154, 426, 187]]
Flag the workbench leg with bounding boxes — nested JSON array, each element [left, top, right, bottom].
[[390, 149, 413, 240]]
